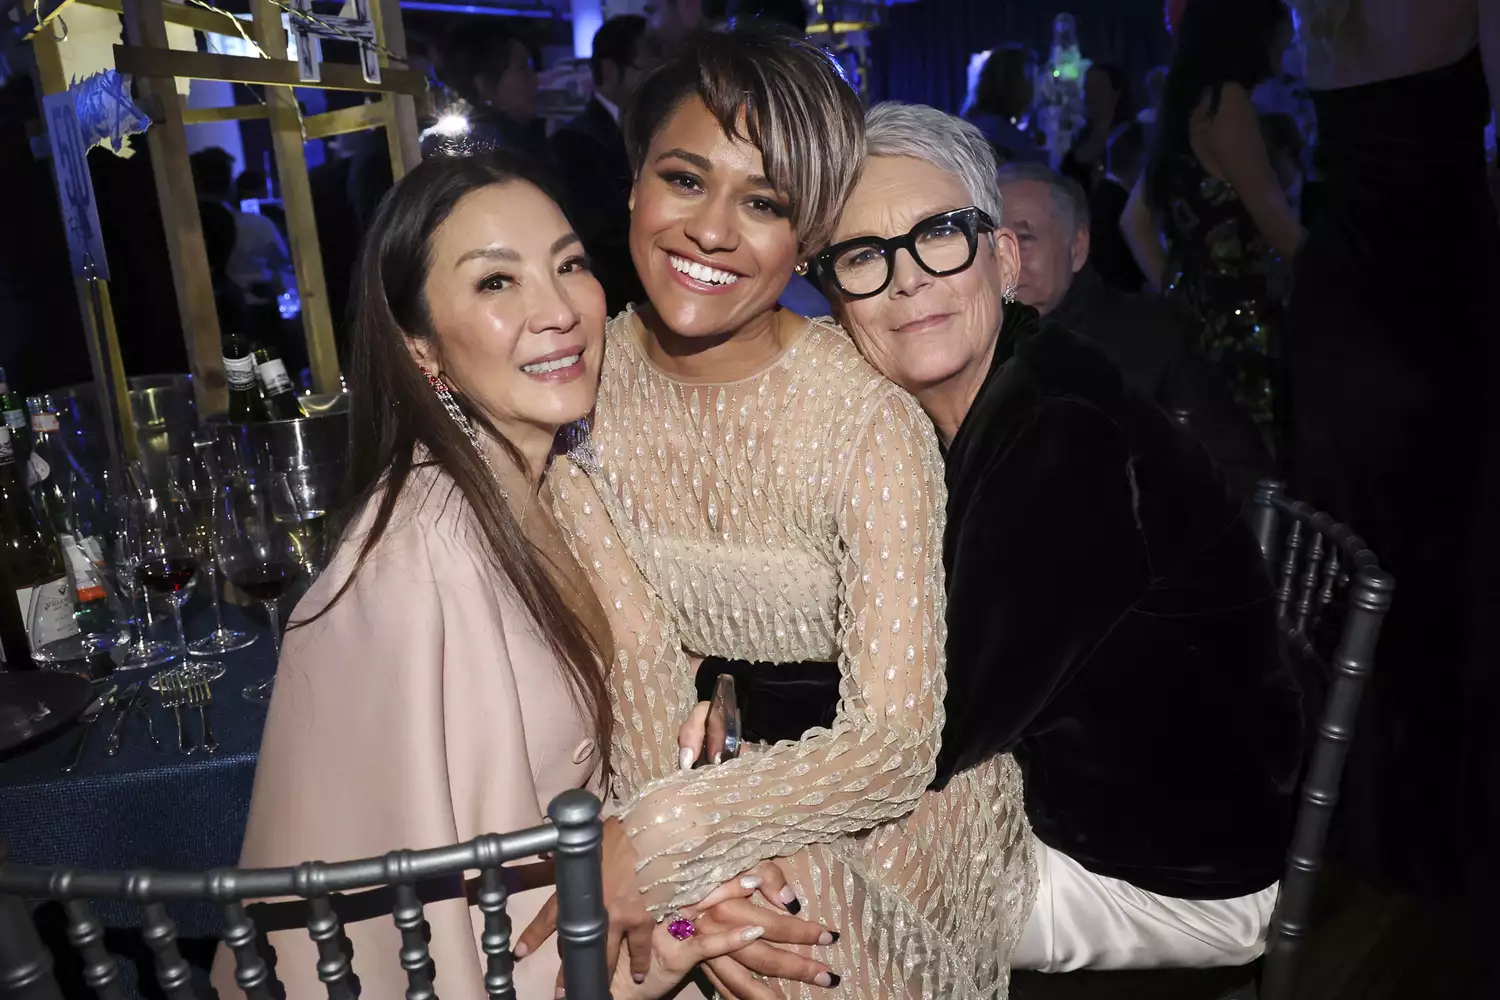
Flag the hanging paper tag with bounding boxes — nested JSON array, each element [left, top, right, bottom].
[[42, 90, 111, 280], [71, 70, 152, 156]]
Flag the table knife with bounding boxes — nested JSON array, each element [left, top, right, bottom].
[[104, 681, 142, 757], [131, 684, 161, 748], [62, 685, 117, 774]]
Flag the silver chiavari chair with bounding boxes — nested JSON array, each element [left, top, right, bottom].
[[0, 790, 608, 1000]]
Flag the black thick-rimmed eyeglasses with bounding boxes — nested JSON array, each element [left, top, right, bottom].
[[811, 207, 997, 300]]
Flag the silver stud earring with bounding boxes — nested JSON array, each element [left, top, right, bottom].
[[1002, 281, 1018, 305]]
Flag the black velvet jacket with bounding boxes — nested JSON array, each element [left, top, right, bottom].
[[701, 306, 1304, 899]]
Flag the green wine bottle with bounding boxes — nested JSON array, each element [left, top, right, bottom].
[[0, 367, 28, 465], [224, 332, 267, 422], [0, 425, 68, 667]]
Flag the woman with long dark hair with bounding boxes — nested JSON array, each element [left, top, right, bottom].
[[1121, 0, 1304, 445], [211, 153, 800, 999]]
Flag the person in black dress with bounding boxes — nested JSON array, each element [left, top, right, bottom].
[[1122, 0, 1305, 452], [1287, 0, 1500, 904]]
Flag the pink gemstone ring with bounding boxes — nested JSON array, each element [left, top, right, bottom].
[[666, 913, 696, 941]]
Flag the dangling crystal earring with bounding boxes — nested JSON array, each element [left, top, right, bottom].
[[420, 363, 504, 485], [1002, 281, 1019, 305]]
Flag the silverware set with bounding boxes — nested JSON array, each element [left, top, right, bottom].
[[58, 665, 222, 774], [158, 671, 218, 756]]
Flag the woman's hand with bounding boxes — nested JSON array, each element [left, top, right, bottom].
[[621, 861, 839, 1000], [677, 700, 710, 770], [516, 816, 654, 985], [522, 858, 839, 999], [610, 916, 767, 1000], [690, 862, 841, 999]]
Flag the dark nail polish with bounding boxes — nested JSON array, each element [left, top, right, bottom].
[[825, 973, 841, 988], [786, 897, 802, 915], [827, 931, 840, 943]]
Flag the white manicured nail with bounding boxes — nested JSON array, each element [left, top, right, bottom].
[[739, 875, 762, 890], [679, 747, 695, 770], [741, 926, 766, 942]]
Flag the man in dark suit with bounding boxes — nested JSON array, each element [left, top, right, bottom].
[[552, 15, 648, 315], [998, 162, 1274, 497]]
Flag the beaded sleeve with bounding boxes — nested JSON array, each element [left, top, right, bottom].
[[549, 387, 948, 915]]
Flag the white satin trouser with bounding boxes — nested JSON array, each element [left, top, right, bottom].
[[1012, 836, 1279, 972]]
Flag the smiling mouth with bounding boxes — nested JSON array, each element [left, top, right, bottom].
[[666, 252, 743, 287], [897, 314, 953, 334], [520, 352, 582, 374]]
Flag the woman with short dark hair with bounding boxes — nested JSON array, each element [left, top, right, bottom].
[[535, 25, 1033, 1000]]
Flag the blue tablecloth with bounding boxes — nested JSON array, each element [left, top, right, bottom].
[[0, 602, 276, 935]]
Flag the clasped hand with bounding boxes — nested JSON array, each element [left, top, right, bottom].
[[516, 817, 837, 999]]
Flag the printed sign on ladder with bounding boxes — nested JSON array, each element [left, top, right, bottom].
[[290, 0, 381, 85]]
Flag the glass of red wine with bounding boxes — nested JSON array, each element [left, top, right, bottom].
[[216, 473, 302, 704], [136, 486, 202, 662]]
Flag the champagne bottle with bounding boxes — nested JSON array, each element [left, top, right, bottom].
[[224, 332, 267, 422], [0, 367, 28, 465], [0, 425, 69, 665], [253, 347, 308, 421]]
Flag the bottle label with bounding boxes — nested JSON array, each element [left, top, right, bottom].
[[18, 576, 78, 653], [26, 451, 49, 488], [60, 534, 107, 603], [0, 425, 11, 464], [2, 409, 22, 432], [30, 413, 59, 434], [256, 358, 294, 396], [224, 354, 257, 390]]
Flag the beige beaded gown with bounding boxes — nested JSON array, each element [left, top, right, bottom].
[[549, 308, 1036, 1000]]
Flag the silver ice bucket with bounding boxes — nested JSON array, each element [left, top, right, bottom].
[[210, 393, 350, 518], [53, 374, 198, 491]]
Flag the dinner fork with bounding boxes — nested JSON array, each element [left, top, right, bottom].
[[188, 679, 218, 754], [163, 673, 195, 755]]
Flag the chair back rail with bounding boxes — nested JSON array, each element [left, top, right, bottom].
[[1249, 480, 1394, 1000], [0, 790, 609, 1000]]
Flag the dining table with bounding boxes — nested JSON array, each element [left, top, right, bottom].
[[0, 602, 276, 941]]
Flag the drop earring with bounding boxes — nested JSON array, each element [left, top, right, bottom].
[[1002, 281, 1018, 305]]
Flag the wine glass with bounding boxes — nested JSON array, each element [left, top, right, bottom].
[[270, 469, 327, 582], [217, 473, 302, 703], [136, 485, 203, 660], [172, 445, 254, 656], [111, 496, 176, 670]]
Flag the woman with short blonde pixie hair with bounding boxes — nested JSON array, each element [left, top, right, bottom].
[[522, 24, 1033, 1000]]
